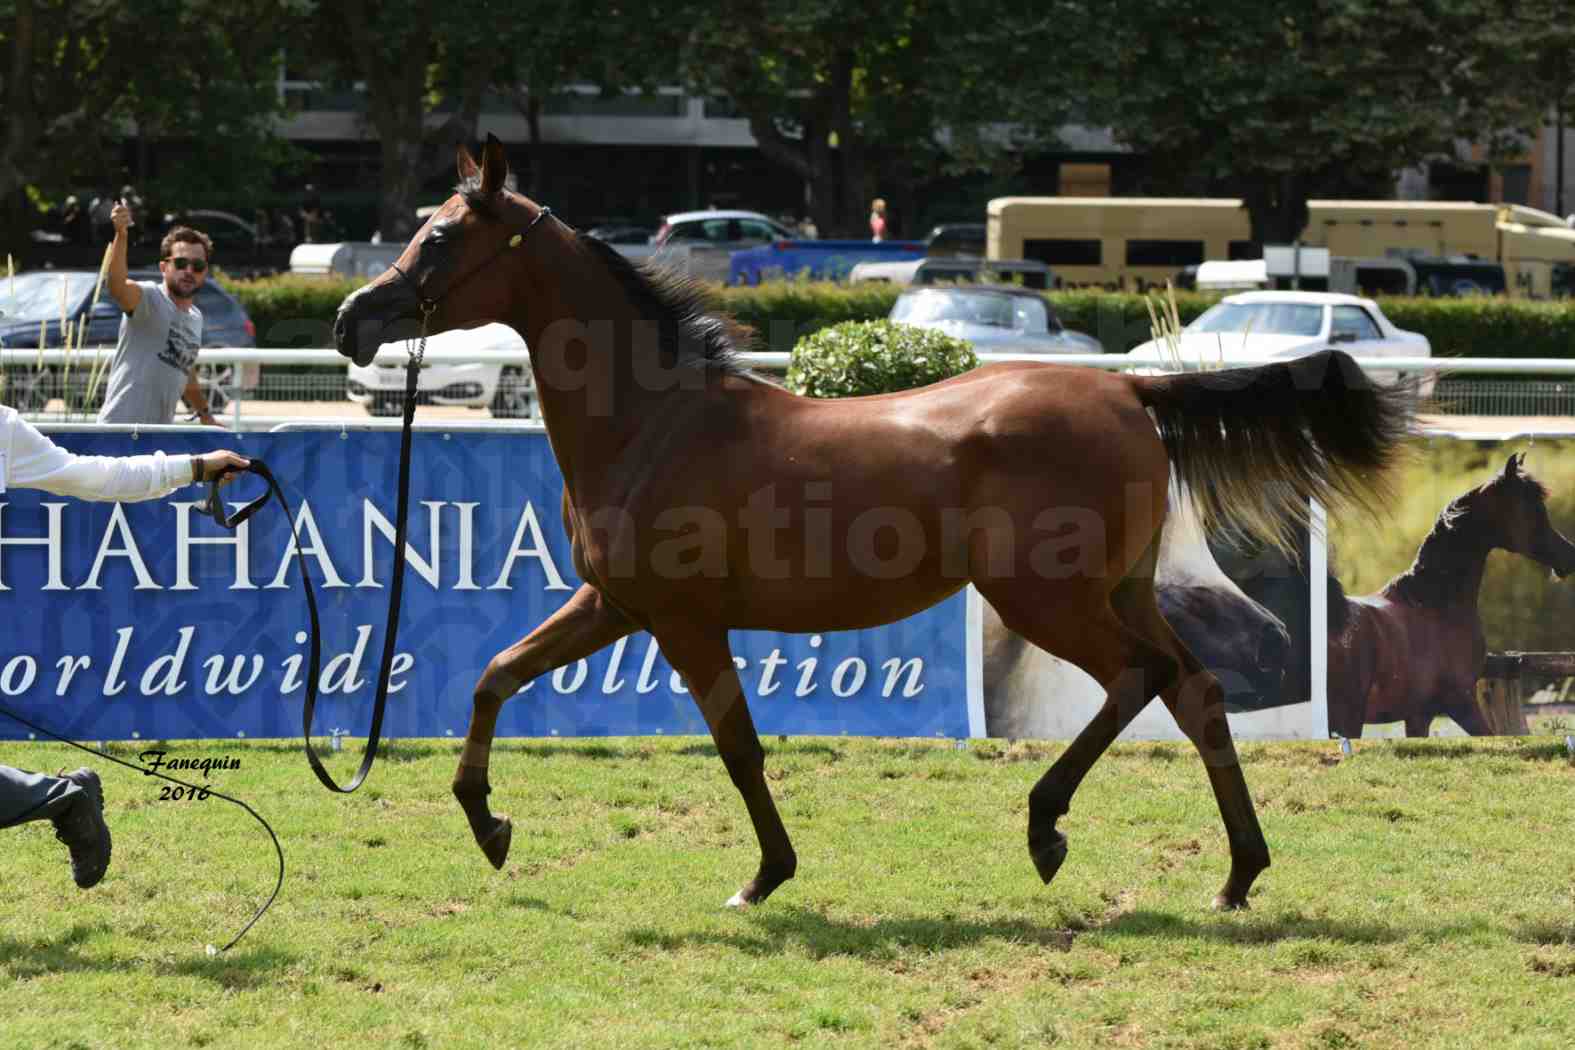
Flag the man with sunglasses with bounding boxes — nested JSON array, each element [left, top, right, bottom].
[[97, 201, 223, 427]]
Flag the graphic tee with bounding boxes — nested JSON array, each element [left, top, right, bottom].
[[97, 280, 203, 424]]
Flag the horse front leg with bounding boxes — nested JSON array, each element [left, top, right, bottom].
[[453, 584, 634, 868], [654, 620, 796, 907]]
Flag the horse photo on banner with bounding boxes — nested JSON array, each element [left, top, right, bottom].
[[1325, 434, 1575, 738]]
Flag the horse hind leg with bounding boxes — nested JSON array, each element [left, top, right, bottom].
[[1110, 578, 1271, 910], [979, 578, 1179, 889], [453, 584, 634, 869]]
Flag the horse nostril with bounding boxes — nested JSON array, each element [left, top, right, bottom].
[[1256, 622, 1290, 672]]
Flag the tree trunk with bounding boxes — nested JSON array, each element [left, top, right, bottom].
[[526, 94, 545, 200], [378, 135, 427, 243], [339, 1, 483, 242], [827, 50, 871, 241], [804, 116, 839, 237], [1241, 173, 1309, 248], [509, 87, 547, 200], [746, 108, 841, 235], [0, 0, 37, 202]]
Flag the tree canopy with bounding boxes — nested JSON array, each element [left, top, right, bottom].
[[1054, 0, 1560, 244], [1, 0, 298, 221], [672, 0, 1064, 237], [4, 0, 1573, 249]]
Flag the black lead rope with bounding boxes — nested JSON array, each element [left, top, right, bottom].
[[206, 346, 422, 795]]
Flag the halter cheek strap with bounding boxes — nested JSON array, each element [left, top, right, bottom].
[[389, 206, 555, 312]]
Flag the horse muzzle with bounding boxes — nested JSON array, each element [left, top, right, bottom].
[[334, 282, 426, 367]]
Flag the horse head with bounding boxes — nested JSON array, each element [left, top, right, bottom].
[[1157, 482, 1291, 708], [334, 135, 542, 367], [1471, 452, 1575, 580]]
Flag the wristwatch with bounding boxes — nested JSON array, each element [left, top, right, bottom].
[[192, 456, 204, 484]]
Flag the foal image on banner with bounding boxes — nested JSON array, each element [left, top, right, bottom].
[[1326, 438, 1575, 738]]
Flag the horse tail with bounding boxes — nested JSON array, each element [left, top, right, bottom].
[[1131, 349, 1413, 557]]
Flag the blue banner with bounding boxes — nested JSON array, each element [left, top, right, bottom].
[[0, 429, 970, 741]]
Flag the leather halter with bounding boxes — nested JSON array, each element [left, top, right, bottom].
[[388, 205, 555, 315]]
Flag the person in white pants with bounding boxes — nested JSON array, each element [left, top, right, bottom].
[[0, 402, 248, 887]]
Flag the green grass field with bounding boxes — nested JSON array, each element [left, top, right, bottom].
[[2, 736, 1573, 1050]]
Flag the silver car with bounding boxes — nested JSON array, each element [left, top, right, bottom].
[[889, 285, 1103, 355]]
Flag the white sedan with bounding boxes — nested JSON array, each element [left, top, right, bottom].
[[1126, 291, 1432, 395], [345, 322, 535, 418]]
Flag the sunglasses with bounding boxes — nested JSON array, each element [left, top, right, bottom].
[[163, 257, 208, 273]]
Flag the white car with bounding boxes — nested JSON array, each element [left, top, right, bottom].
[[611, 209, 794, 282], [651, 209, 794, 248], [346, 323, 535, 418], [1126, 291, 1433, 395]]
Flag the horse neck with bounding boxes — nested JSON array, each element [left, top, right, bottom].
[[1384, 505, 1491, 608], [503, 235, 680, 480]]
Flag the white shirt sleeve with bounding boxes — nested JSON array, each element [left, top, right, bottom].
[[1, 408, 195, 501]]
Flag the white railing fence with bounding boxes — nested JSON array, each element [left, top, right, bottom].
[[7, 348, 1575, 431]]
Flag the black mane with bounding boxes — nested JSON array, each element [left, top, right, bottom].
[[450, 183, 765, 381], [574, 233, 762, 380]]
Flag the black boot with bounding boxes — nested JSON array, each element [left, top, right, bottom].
[[51, 768, 112, 889]]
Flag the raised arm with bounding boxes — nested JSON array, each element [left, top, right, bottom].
[[107, 200, 143, 314]]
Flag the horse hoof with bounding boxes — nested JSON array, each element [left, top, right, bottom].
[[1029, 829, 1069, 885], [479, 816, 512, 870], [724, 891, 751, 909], [1211, 892, 1249, 912]]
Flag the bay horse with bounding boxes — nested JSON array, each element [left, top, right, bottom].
[[1328, 452, 1575, 738], [332, 136, 1411, 911]]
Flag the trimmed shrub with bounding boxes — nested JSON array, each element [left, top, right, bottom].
[[786, 320, 977, 398]]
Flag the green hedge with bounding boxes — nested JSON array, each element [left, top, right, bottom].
[[1372, 298, 1575, 359], [220, 272, 365, 347], [222, 270, 1575, 359], [717, 281, 904, 352]]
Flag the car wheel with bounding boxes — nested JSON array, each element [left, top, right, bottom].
[[367, 393, 405, 417], [193, 363, 233, 415], [489, 365, 535, 419]]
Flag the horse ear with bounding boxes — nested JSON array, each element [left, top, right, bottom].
[[1504, 452, 1525, 477], [457, 144, 480, 183], [480, 133, 508, 196]]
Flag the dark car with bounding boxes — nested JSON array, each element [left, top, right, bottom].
[[0, 268, 256, 413], [1408, 257, 1507, 297]]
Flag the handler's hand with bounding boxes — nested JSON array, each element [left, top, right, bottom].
[[194, 450, 251, 484], [111, 199, 134, 233]]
